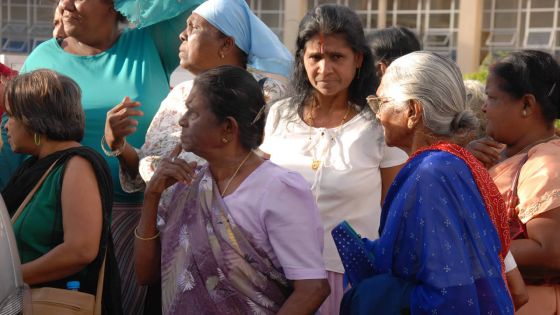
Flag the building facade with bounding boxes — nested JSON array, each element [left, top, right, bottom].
[[1, 0, 559, 74]]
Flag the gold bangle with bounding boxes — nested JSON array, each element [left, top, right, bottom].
[[134, 226, 160, 241]]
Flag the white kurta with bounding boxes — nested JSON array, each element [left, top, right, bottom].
[[260, 98, 408, 273]]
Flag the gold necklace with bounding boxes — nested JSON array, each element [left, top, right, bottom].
[[306, 99, 351, 171], [220, 151, 252, 197]]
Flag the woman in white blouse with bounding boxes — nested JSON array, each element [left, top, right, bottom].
[[260, 4, 407, 313]]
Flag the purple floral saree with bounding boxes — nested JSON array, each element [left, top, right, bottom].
[[159, 166, 291, 314]]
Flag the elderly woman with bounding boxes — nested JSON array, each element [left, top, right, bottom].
[[6, 0, 205, 312], [2, 69, 120, 313], [478, 50, 560, 314], [134, 66, 329, 314], [104, 0, 291, 194], [260, 4, 407, 312], [340, 52, 513, 314]]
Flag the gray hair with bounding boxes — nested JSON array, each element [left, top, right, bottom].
[[382, 51, 478, 138], [464, 79, 487, 137]]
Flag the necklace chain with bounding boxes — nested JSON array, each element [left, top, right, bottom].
[[306, 98, 351, 170], [220, 151, 252, 197]]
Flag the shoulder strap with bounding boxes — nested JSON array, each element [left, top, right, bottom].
[[94, 251, 107, 315], [10, 159, 59, 224]]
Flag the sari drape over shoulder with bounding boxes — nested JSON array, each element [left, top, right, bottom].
[[342, 143, 513, 314], [159, 166, 291, 315]]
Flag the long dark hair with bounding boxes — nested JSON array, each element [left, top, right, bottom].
[[291, 4, 377, 113]]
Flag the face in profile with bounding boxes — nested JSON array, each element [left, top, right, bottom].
[[178, 13, 226, 75], [302, 33, 363, 97], [374, 78, 411, 149], [483, 72, 523, 144], [4, 103, 34, 154], [179, 85, 223, 156], [53, 7, 67, 39]]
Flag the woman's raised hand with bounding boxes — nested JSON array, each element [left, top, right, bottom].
[[466, 137, 504, 168], [145, 144, 197, 196], [105, 96, 144, 150]]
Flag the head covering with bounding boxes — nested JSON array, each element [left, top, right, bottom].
[[193, 0, 293, 78]]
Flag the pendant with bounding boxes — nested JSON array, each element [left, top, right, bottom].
[[311, 159, 321, 171]]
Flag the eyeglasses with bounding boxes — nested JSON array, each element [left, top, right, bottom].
[[366, 95, 394, 114]]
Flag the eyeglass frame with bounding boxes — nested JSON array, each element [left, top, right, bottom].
[[366, 95, 396, 114]]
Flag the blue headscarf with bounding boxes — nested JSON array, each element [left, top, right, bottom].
[[193, 0, 293, 78]]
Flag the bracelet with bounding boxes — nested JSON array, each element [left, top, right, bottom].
[[101, 135, 127, 157], [134, 226, 160, 241]]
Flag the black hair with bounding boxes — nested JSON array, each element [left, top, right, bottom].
[[367, 26, 422, 65], [491, 50, 560, 123], [291, 4, 377, 112], [4, 69, 85, 142], [193, 65, 265, 150]]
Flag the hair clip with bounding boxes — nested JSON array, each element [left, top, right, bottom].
[[251, 106, 266, 125], [547, 82, 557, 97]]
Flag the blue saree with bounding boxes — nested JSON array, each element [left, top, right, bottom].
[[342, 144, 513, 314]]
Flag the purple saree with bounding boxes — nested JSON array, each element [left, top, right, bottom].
[[159, 166, 291, 314]]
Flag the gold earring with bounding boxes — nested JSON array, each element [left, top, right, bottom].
[[222, 137, 229, 143], [219, 52, 225, 59], [34, 133, 41, 146], [407, 120, 414, 129]]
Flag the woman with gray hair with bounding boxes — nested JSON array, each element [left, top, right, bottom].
[[339, 51, 514, 314]]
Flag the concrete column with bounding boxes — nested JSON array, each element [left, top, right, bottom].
[[283, 0, 308, 53], [456, 0, 484, 74], [377, 0, 387, 29]]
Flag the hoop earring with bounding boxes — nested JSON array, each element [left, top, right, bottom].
[[356, 67, 361, 79], [34, 133, 41, 146]]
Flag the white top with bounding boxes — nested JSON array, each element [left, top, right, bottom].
[[260, 98, 408, 273]]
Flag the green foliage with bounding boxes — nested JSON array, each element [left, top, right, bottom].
[[463, 51, 509, 84]]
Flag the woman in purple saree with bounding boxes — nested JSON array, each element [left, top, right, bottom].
[[134, 66, 330, 315]]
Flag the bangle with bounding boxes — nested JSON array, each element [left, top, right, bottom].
[[134, 226, 160, 241], [101, 135, 127, 157]]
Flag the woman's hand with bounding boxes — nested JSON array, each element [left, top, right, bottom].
[[466, 137, 504, 168], [145, 145, 197, 197], [105, 96, 144, 150]]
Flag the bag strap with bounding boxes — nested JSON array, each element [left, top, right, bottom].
[[10, 159, 59, 224], [94, 251, 107, 315]]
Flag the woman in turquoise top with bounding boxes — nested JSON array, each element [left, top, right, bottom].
[[0, 0, 203, 313], [2, 70, 121, 314]]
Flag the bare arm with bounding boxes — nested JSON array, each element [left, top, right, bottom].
[[134, 148, 197, 284], [380, 164, 404, 206], [21, 156, 103, 285], [277, 279, 330, 315], [511, 207, 560, 278], [104, 97, 144, 178]]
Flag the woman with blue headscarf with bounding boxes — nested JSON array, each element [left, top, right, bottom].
[[103, 0, 293, 194]]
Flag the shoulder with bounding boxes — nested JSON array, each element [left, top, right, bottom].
[[410, 150, 470, 179], [22, 39, 59, 70], [258, 161, 311, 191]]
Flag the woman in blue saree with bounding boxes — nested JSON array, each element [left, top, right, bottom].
[[340, 52, 513, 314]]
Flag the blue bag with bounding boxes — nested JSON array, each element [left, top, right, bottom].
[[331, 221, 376, 287]]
